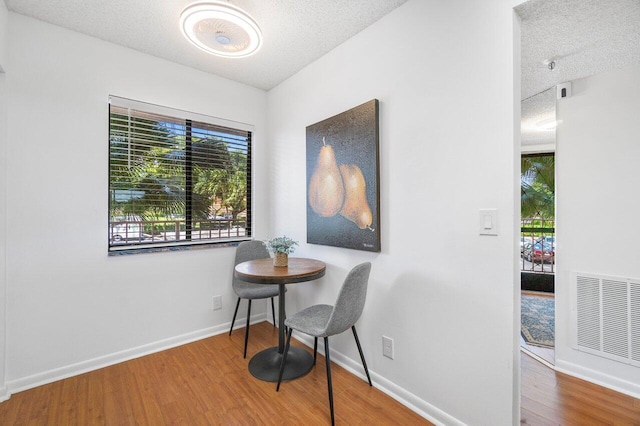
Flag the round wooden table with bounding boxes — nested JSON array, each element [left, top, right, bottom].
[[234, 257, 326, 382]]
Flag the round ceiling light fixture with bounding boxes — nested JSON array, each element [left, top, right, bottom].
[[180, 2, 262, 58]]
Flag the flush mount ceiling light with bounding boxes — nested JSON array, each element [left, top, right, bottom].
[[180, 2, 262, 58]]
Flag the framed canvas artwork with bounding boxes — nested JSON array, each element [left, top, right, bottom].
[[306, 99, 380, 252]]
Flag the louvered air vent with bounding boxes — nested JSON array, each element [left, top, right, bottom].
[[632, 281, 640, 363], [574, 273, 640, 367]]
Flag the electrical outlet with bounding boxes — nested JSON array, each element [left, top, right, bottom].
[[212, 295, 222, 311], [382, 336, 394, 359]]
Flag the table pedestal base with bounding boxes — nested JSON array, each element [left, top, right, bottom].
[[248, 346, 314, 382]]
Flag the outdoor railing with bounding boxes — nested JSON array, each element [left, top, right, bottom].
[[520, 218, 555, 274], [109, 218, 247, 246]]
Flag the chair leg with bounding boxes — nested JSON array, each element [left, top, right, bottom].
[[243, 300, 252, 359], [271, 297, 276, 327], [324, 337, 335, 426], [276, 328, 293, 391], [313, 337, 318, 365], [352, 326, 372, 386], [229, 297, 241, 335]]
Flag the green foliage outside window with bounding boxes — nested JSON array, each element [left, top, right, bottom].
[[521, 154, 554, 220], [108, 98, 251, 250]]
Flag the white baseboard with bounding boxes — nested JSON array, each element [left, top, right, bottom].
[[6, 313, 267, 395], [554, 359, 640, 400], [293, 334, 463, 426], [519, 346, 554, 369], [5, 316, 459, 426], [0, 385, 10, 402]]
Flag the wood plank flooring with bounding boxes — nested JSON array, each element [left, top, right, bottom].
[[520, 352, 640, 425], [519, 290, 640, 424], [0, 322, 430, 425], [2, 320, 639, 425]]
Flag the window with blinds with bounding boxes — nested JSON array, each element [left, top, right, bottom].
[[108, 96, 252, 252]]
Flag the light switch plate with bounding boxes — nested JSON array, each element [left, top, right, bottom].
[[212, 295, 222, 310], [479, 209, 498, 236], [382, 336, 394, 359]]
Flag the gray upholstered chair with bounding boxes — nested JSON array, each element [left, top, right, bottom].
[[276, 262, 372, 425], [229, 240, 278, 358]]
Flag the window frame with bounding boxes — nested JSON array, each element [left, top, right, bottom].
[[108, 95, 254, 254]]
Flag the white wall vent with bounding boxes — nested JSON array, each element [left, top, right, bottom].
[[574, 272, 640, 367]]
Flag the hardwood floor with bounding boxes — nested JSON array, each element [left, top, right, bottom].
[[519, 290, 640, 424], [520, 352, 640, 425], [2, 320, 638, 425], [0, 321, 430, 425]]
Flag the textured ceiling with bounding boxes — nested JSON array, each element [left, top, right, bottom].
[[521, 87, 555, 147], [518, 0, 640, 100], [517, 0, 640, 149], [6, 0, 639, 135], [4, 0, 408, 91], [8, 0, 638, 96]]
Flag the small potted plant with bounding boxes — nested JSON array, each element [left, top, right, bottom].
[[265, 236, 298, 267]]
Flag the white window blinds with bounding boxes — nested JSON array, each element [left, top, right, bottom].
[[108, 96, 252, 252]]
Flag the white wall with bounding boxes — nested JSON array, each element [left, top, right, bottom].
[[0, 0, 7, 70], [3, 1, 529, 423], [0, 0, 9, 401], [267, 0, 521, 424], [555, 63, 640, 396], [5, 13, 268, 390]]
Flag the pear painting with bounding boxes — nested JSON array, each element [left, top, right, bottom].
[[339, 164, 373, 230], [306, 99, 380, 252], [308, 138, 345, 217]]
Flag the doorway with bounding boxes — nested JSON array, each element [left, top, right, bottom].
[[520, 153, 555, 366]]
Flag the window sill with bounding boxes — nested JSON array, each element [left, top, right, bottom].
[[108, 239, 252, 256]]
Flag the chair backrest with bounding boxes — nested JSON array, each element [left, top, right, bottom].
[[232, 240, 270, 290], [324, 262, 372, 336]]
